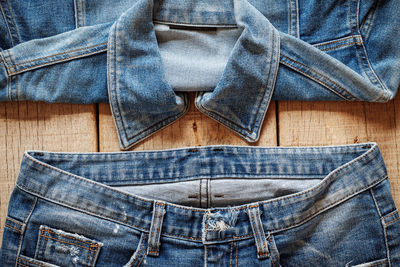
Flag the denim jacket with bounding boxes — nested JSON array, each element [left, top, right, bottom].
[[0, 0, 399, 149]]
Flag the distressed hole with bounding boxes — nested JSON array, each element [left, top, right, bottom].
[[188, 149, 199, 153], [362, 144, 372, 149], [213, 148, 224, 152], [214, 194, 224, 198], [188, 195, 198, 199]]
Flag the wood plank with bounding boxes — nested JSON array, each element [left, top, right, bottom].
[[0, 102, 97, 246], [99, 94, 277, 151], [364, 96, 400, 208], [278, 94, 400, 209]]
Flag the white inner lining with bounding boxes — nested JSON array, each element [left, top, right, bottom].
[[115, 178, 321, 208]]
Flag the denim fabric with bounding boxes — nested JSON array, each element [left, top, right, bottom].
[[0, 0, 399, 149], [1, 143, 399, 266]]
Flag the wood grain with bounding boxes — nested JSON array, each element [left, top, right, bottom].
[[99, 94, 277, 151], [278, 94, 400, 208], [1, 93, 399, 248], [0, 102, 97, 246]]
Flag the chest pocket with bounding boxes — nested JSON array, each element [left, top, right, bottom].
[[34, 225, 103, 267]]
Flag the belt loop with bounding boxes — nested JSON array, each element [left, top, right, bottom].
[[147, 200, 166, 257], [247, 204, 269, 259]]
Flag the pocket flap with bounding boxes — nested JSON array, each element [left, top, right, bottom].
[[35, 225, 103, 267]]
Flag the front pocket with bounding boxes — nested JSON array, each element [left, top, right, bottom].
[[123, 233, 148, 267], [34, 225, 103, 267]]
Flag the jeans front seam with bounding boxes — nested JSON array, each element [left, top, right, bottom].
[[13, 191, 37, 267], [383, 223, 392, 267], [229, 241, 233, 267], [235, 241, 239, 267], [370, 187, 383, 217], [370, 187, 391, 265]]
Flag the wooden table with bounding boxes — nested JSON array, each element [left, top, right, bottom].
[[1, 93, 399, 245]]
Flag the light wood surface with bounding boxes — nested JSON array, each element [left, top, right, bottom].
[[1, 93, 399, 246], [0, 102, 97, 246]]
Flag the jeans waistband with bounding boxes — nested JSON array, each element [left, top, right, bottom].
[[16, 143, 387, 243]]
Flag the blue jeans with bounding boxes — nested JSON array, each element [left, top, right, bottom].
[[0, 0, 399, 149], [1, 143, 399, 266]]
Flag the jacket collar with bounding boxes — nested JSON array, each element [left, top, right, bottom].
[[108, 0, 280, 149]]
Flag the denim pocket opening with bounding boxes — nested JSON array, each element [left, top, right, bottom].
[[122, 232, 148, 267]]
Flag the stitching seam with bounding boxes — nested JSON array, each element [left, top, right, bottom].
[[313, 36, 360, 47], [319, 42, 362, 51], [350, 0, 387, 99], [382, 210, 398, 221], [386, 217, 400, 226], [5, 0, 20, 42], [8, 48, 107, 76], [9, 42, 107, 69], [0, 3, 14, 47], [235, 242, 238, 267], [370, 187, 382, 217], [109, 19, 188, 144], [280, 54, 357, 100], [229, 241, 233, 267], [41, 227, 98, 246], [197, 27, 277, 136], [4, 224, 22, 233], [383, 223, 391, 266], [6, 217, 24, 226], [18, 256, 47, 267], [20, 145, 380, 209], [40, 233, 97, 251], [130, 234, 146, 267], [15, 176, 386, 242]]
